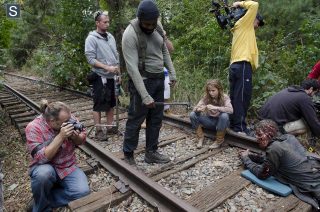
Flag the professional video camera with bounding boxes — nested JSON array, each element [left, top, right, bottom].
[[67, 118, 85, 132], [209, 0, 247, 29]]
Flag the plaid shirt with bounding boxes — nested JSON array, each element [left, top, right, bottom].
[[25, 115, 86, 179]]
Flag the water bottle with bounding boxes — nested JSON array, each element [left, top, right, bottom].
[[114, 75, 121, 96]]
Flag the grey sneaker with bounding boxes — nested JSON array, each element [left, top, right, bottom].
[[145, 151, 170, 164], [123, 154, 136, 166], [107, 126, 118, 135], [95, 130, 107, 141]]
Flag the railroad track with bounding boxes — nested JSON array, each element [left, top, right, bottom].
[[0, 72, 312, 211]]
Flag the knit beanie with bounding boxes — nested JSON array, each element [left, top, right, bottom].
[[136, 0, 159, 20]]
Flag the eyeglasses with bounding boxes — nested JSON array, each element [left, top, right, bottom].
[[94, 10, 108, 21]]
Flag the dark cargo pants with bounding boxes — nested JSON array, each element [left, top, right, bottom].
[[123, 78, 164, 154], [229, 61, 252, 133]]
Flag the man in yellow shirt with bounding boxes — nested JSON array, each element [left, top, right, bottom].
[[229, 0, 264, 135]]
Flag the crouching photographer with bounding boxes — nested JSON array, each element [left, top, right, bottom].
[[219, 0, 264, 135], [25, 99, 89, 211]]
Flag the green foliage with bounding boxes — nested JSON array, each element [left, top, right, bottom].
[[156, 0, 320, 113], [258, 0, 314, 38], [21, 0, 97, 88], [23, 42, 60, 77], [8, 0, 56, 67], [0, 12, 14, 49], [104, 0, 135, 81], [43, 0, 96, 88], [156, 0, 231, 104], [250, 3, 320, 112], [0, 5, 16, 65], [251, 67, 288, 117], [3, 0, 320, 117]]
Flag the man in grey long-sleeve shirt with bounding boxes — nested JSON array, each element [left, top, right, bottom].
[[85, 11, 120, 140], [122, 0, 176, 165]]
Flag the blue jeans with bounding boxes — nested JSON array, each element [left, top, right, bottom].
[[229, 61, 252, 133], [190, 111, 230, 131], [123, 79, 164, 154], [30, 164, 90, 212]]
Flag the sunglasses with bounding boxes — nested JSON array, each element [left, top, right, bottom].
[[94, 10, 108, 21]]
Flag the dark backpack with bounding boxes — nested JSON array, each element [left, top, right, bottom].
[[86, 71, 99, 85], [129, 18, 165, 79]]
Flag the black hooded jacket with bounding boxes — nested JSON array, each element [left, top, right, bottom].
[[258, 86, 320, 137]]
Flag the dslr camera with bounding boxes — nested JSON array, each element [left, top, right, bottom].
[[67, 118, 85, 132], [209, 0, 247, 29]]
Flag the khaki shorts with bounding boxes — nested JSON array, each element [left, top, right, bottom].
[[283, 119, 308, 135]]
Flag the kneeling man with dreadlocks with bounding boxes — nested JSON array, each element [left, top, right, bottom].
[[239, 119, 320, 209]]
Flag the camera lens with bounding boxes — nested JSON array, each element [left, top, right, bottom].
[[74, 123, 85, 131], [67, 118, 85, 131]]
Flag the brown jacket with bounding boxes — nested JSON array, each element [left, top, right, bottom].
[[193, 94, 233, 117]]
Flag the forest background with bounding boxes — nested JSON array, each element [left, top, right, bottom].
[[0, 0, 319, 118]]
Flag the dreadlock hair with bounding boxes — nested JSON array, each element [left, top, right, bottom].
[[203, 79, 225, 106], [40, 99, 70, 121], [255, 119, 279, 140]]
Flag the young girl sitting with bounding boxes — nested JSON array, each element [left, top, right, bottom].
[[190, 79, 233, 148]]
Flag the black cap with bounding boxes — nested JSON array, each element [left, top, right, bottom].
[[256, 14, 265, 27], [136, 0, 159, 20]]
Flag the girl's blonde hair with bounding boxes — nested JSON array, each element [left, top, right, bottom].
[[40, 99, 70, 120], [203, 79, 225, 106]]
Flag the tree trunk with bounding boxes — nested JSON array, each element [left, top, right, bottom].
[[104, 0, 127, 72]]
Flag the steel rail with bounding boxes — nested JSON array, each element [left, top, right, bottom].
[[4, 83, 41, 114], [4, 72, 90, 97], [79, 139, 199, 212], [2, 82, 199, 212], [5, 73, 261, 152], [164, 116, 262, 153]]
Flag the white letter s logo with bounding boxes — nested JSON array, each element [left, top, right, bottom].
[[9, 6, 18, 17]]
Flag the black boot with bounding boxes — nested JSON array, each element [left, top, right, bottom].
[[145, 151, 170, 164], [123, 151, 136, 165]]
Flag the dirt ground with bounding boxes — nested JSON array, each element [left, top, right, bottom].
[[0, 105, 319, 212], [0, 108, 31, 211]]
